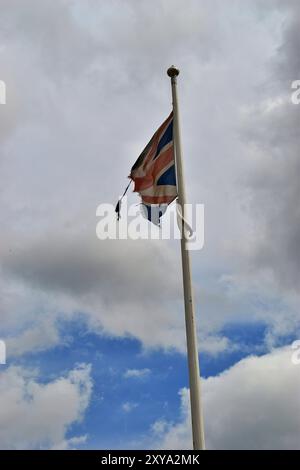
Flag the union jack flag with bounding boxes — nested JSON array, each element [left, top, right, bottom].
[[130, 112, 177, 224]]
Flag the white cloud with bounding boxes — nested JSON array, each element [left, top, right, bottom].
[[198, 334, 235, 356], [124, 368, 151, 379], [51, 434, 88, 451], [5, 317, 61, 358], [151, 347, 300, 449], [122, 402, 138, 413], [151, 388, 192, 449], [0, 363, 92, 449]]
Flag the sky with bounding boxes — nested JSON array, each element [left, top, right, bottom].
[[0, 0, 300, 450]]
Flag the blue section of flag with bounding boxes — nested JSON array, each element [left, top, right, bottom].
[[153, 120, 173, 160], [156, 164, 176, 186], [140, 203, 168, 225]]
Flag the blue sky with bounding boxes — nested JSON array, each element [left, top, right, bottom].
[[3, 315, 298, 449]]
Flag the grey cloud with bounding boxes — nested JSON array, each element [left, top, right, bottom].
[[0, 0, 98, 80], [1, 232, 180, 300], [240, 15, 300, 294], [1, 228, 248, 353], [1, 231, 187, 351], [275, 0, 300, 82], [0, 0, 298, 355]]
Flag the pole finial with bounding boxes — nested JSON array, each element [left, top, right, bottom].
[[167, 65, 180, 78]]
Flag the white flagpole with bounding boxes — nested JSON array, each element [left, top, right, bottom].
[[167, 65, 205, 450]]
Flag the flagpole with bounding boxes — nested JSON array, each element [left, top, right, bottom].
[[167, 65, 205, 450]]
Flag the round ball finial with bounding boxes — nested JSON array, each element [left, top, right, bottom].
[[167, 65, 180, 78]]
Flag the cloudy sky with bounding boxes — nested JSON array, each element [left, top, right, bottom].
[[0, 0, 300, 450]]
